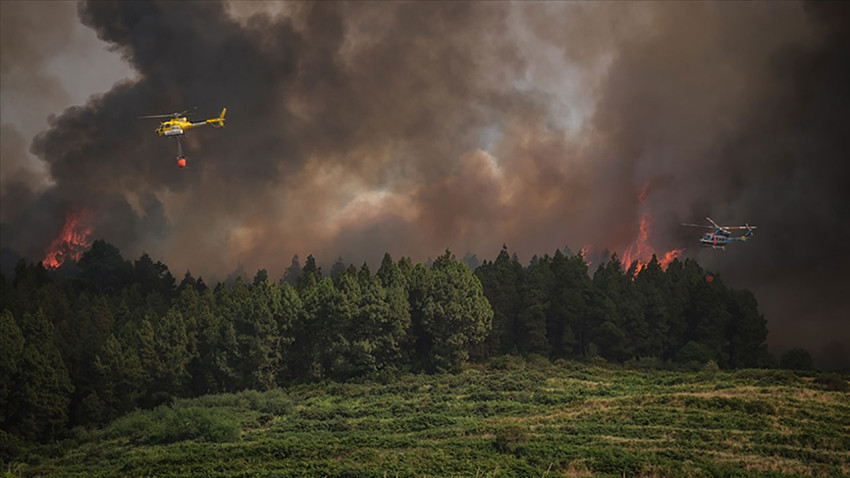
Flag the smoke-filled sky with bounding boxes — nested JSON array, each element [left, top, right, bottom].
[[2, 1, 848, 365]]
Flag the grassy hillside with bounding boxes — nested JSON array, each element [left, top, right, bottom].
[[6, 359, 849, 477]]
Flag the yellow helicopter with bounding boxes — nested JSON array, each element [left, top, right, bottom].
[[139, 108, 226, 167]]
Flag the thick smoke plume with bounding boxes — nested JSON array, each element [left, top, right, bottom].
[[1, 1, 848, 365]]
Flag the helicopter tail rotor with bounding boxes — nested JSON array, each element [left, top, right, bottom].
[[206, 108, 226, 128]]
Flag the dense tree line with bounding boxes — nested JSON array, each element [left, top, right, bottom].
[[1, 240, 771, 442], [475, 246, 771, 368]]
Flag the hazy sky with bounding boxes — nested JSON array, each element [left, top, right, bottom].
[[1, 1, 848, 365]]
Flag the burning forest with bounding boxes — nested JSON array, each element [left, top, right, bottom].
[[1, 1, 849, 368], [41, 208, 94, 269]]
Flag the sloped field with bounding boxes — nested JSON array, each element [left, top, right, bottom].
[[8, 360, 849, 477]]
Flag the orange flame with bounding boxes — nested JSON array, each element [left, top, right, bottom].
[[579, 245, 592, 267], [43, 208, 95, 269], [620, 184, 683, 276]]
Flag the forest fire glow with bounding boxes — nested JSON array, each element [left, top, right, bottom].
[[42, 208, 95, 269], [620, 213, 684, 275], [620, 184, 684, 276]]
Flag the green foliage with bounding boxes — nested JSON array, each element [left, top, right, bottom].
[[475, 246, 527, 356], [700, 359, 721, 381], [494, 424, 529, 453], [9, 362, 850, 477], [103, 405, 240, 444], [0, 310, 25, 424], [676, 340, 715, 366], [814, 372, 848, 392], [410, 251, 493, 372], [1, 240, 779, 448], [4, 310, 74, 441], [780, 348, 814, 371]]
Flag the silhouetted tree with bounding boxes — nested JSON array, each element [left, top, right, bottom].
[[476, 245, 525, 356], [76, 240, 133, 295]]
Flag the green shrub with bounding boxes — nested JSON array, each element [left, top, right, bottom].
[[258, 388, 294, 415], [494, 424, 528, 453], [700, 359, 720, 381], [755, 369, 801, 387], [814, 372, 849, 392], [780, 348, 813, 370], [489, 355, 523, 371], [624, 356, 664, 370], [103, 406, 239, 444], [676, 341, 715, 365]]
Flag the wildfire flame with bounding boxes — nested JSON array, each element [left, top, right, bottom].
[[42, 208, 95, 269], [579, 245, 592, 267], [620, 184, 683, 276]]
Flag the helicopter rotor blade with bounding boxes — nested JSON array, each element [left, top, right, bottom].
[[706, 217, 723, 230], [681, 223, 714, 228], [718, 225, 758, 230], [706, 217, 733, 234], [138, 114, 175, 119]]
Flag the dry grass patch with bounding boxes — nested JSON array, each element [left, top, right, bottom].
[[561, 459, 593, 477], [702, 449, 817, 476]]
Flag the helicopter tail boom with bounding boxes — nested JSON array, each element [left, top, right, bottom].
[[206, 108, 226, 127]]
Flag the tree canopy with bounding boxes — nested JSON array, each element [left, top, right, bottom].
[[0, 242, 774, 443]]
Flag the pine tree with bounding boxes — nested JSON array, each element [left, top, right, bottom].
[[332, 268, 367, 378], [280, 254, 303, 286], [276, 282, 302, 383], [634, 255, 671, 359], [330, 256, 347, 281], [76, 240, 133, 295], [550, 250, 593, 358], [476, 245, 525, 356], [662, 259, 689, 360], [125, 315, 158, 407], [516, 254, 552, 357], [252, 268, 269, 287], [725, 289, 769, 368], [410, 251, 493, 372], [6, 309, 74, 440], [153, 309, 191, 398], [297, 255, 322, 294], [680, 260, 730, 365], [243, 278, 283, 389], [296, 277, 342, 379], [0, 310, 25, 426], [376, 253, 413, 366], [178, 270, 198, 294], [134, 253, 175, 300]]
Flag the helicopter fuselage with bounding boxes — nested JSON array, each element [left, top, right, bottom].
[[699, 230, 751, 250], [154, 108, 226, 136], [155, 118, 201, 136]]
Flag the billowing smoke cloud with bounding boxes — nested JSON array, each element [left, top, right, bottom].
[[2, 1, 848, 365]]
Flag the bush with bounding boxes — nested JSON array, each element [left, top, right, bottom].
[[700, 360, 720, 381], [814, 373, 849, 392], [676, 341, 715, 365], [780, 348, 813, 371], [103, 406, 239, 444], [625, 356, 664, 370], [494, 424, 528, 453], [489, 355, 523, 371]]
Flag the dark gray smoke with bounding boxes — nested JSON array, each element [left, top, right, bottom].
[[1, 1, 848, 366]]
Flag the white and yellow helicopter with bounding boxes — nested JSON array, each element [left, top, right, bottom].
[[139, 108, 226, 167]]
